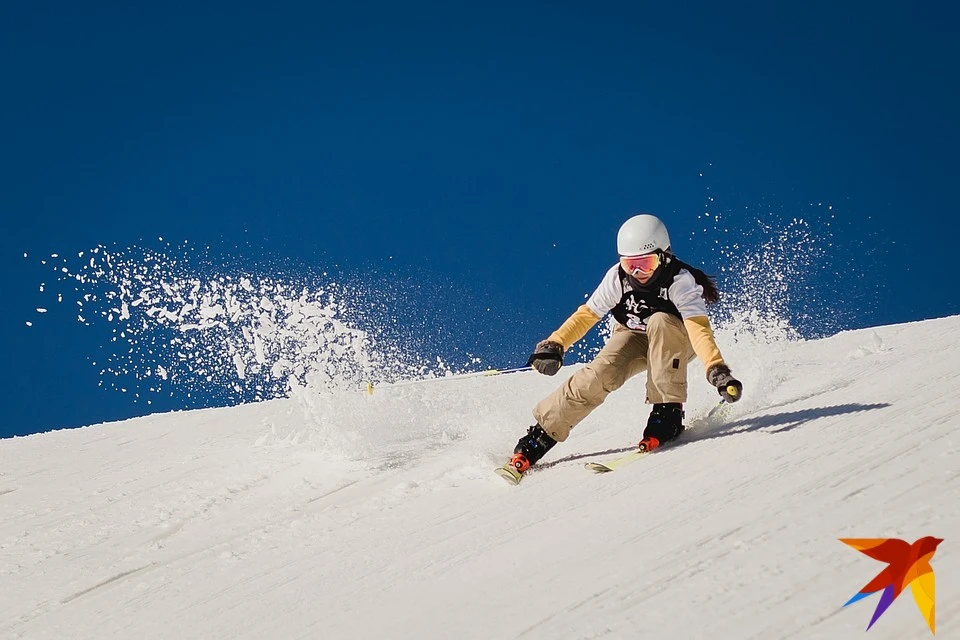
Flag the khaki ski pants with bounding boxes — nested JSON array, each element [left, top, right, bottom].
[[533, 312, 696, 442]]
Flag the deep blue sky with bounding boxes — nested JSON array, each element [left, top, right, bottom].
[[3, 2, 958, 437]]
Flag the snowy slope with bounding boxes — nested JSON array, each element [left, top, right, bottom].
[[2, 316, 958, 640]]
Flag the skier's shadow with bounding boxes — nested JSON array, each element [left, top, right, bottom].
[[537, 402, 890, 470], [687, 403, 891, 443]]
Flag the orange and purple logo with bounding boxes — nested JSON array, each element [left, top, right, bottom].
[[841, 537, 942, 634]]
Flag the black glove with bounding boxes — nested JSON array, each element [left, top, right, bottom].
[[527, 340, 564, 376], [706, 364, 743, 403]]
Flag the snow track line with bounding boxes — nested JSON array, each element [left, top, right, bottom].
[[61, 563, 156, 604], [305, 478, 361, 504]]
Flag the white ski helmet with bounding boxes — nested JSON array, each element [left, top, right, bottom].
[[617, 214, 671, 256]]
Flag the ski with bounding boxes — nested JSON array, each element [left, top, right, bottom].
[[584, 447, 657, 473], [584, 441, 674, 473]]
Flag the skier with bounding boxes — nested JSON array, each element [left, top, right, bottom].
[[502, 213, 742, 481]]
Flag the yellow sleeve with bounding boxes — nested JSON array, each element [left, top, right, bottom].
[[683, 315, 725, 371], [546, 304, 601, 351]]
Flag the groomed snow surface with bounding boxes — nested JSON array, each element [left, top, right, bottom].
[[2, 316, 958, 639]]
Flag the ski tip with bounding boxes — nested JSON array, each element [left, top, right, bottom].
[[584, 462, 613, 473], [495, 466, 523, 485]]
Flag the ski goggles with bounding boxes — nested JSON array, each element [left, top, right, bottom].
[[619, 252, 661, 277]]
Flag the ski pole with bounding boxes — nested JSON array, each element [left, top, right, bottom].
[[703, 384, 739, 416], [705, 398, 727, 419], [364, 365, 532, 395]]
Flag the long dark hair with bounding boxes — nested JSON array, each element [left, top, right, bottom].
[[671, 257, 720, 304]]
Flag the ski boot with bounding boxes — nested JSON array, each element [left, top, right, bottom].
[[495, 424, 557, 485], [639, 403, 685, 452]]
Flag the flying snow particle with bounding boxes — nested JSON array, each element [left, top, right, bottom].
[[38, 242, 449, 408]]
